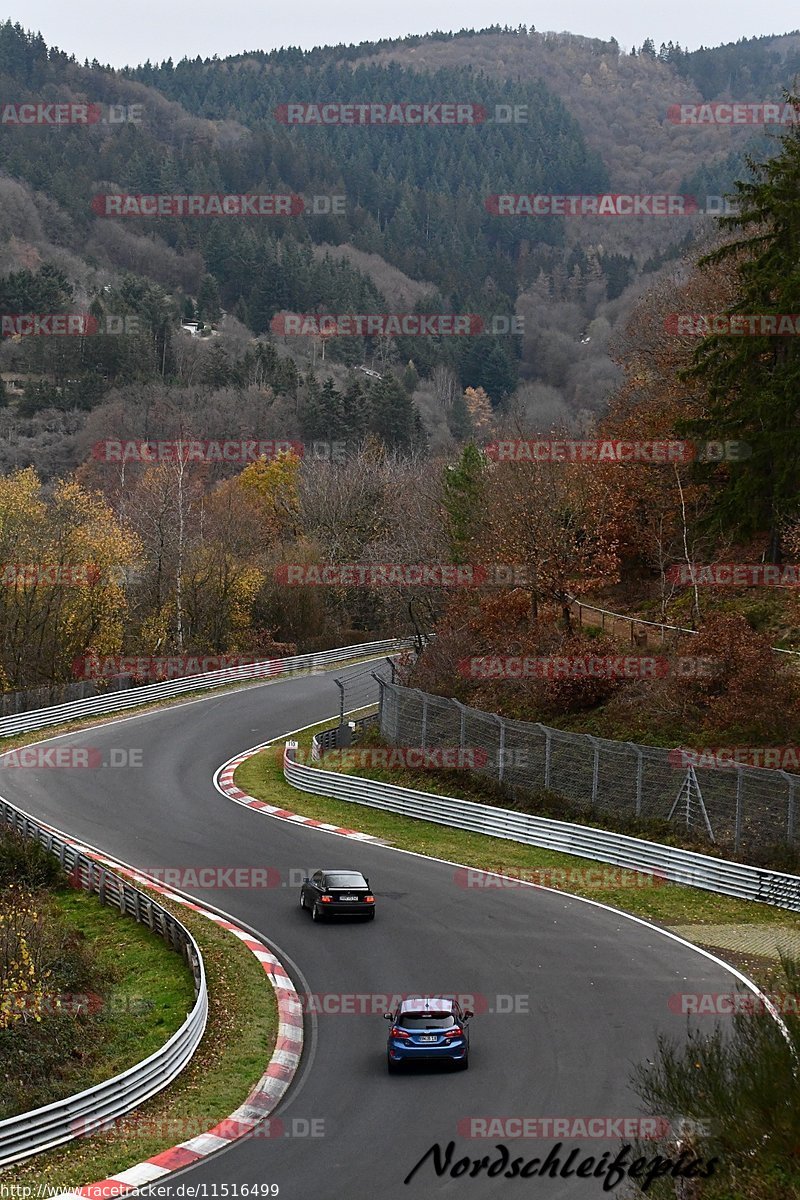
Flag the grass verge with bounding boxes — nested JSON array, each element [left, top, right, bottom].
[[3, 889, 278, 1188]]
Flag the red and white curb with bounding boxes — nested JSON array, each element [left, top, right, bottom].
[[18, 825, 304, 1199], [215, 741, 383, 844]]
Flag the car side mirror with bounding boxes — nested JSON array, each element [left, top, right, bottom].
[[383, 1012, 393, 1020], [302, 877, 310, 883], [463, 1010, 474, 1020]]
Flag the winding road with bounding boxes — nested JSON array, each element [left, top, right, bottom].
[[0, 663, 743, 1199]]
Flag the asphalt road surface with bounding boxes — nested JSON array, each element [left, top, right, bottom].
[[0, 664, 739, 1199]]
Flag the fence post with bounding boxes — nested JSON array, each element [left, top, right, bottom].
[[385, 656, 397, 684], [420, 692, 428, 751], [452, 700, 467, 756], [372, 673, 385, 724], [589, 737, 600, 810], [734, 768, 743, 855], [493, 715, 506, 784], [628, 744, 643, 817], [334, 678, 345, 725], [535, 723, 552, 790], [781, 771, 796, 846]]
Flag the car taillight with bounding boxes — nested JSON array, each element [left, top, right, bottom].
[[364, 896, 375, 903], [320, 895, 332, 902], [391, 1026, 411, 1039], [443, 1027, 463, 1038]]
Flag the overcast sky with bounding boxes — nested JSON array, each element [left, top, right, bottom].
[[3, 0, 799, 67]]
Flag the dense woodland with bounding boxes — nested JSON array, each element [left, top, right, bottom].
[[0, 23, 798, 740]]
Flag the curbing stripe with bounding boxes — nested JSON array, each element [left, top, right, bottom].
[[214, 746, 385, 843]]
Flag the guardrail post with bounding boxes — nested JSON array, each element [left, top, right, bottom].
[[734, 768, 743, 854]]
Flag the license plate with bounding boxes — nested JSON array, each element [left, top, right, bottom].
[[419, 1035, 436, 1042], [340, 895, 359, 901]]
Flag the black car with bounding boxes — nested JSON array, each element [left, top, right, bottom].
[[300, 869, 376, 921]]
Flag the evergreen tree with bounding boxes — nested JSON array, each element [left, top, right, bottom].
[[681, 96, 800, 561], [441, 443, 487, 562]]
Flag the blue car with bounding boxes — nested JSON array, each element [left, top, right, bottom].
[[384, 996, 473, 1072]]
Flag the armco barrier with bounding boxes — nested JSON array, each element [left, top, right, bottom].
[[0, 639, 409, 739], [0, 796, 207, 1166], [283, 741, 800, 913]]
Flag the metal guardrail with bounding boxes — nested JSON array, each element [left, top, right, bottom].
[[0, 796, 207, 1166], [284, 740, 800, 913], [0, 639, 409, 739]]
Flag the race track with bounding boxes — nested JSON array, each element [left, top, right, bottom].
[[0, 664, 741, 1199]]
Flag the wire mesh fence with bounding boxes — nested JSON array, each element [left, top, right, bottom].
[[331, 657, 402, 722], [378, 681, 800, 858]]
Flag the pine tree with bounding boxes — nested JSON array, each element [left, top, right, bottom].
[[441, 443, 487, 562], [681, 96, 800, 560]]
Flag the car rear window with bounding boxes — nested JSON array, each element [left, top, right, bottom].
[[325, 874, 367, 888], [398, 1014, 456, 1029]]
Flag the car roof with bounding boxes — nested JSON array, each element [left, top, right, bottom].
[[399, 997, 456, 1013], [321, 868, 365, 874]]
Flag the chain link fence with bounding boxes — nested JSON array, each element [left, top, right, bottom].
[[378, 682, 800, 858]]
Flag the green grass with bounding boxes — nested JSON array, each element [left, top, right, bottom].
[[52, 887, 195, 1082], [8, 889, 279, 1188]]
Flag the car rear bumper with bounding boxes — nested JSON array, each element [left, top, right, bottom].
[[318, 903, 374, 917], [388, 1042, 467, 1062]]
